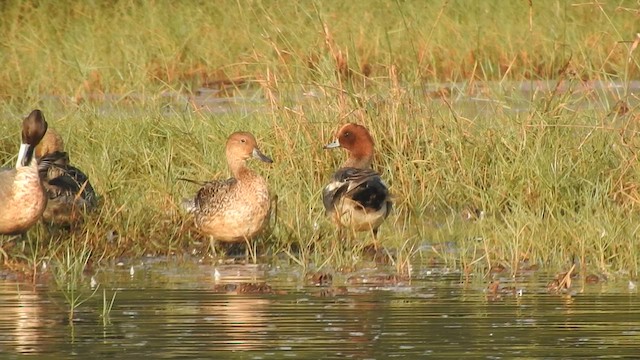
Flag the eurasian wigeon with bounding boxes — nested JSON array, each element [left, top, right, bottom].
[[34, 121, 98, 226], [35, 126, 65, 160], [182, 131, 273, 244], [0, 110, 48, 235], [322, 123, 392, 239]]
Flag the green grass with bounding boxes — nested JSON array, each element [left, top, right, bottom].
[[0, 1, 638, 100], [1, 1, 640, 278]]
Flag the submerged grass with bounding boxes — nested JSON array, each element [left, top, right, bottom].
[[50, 236, 97, 324], [0, 1, 640, 278]]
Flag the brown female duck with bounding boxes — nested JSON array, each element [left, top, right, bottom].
[[182, 132, 273, 243]]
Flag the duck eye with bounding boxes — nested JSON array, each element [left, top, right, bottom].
[[241, 138, 246, 143], [343, 132, 351, 138]]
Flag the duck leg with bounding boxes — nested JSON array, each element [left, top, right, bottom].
[[372, 228, 380, 250], [363, 227, 389, 262], [208, 236, 218, 258], [244, 237, 258, 264]]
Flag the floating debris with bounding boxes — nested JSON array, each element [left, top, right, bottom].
[[315, 286, 349, 297], [629, 280, 637, 291], [347, 274, 406, 286], [309, 272, 333, 286], [547, 264, 576, 294], [486, 280, 522, 301], [212, 282, 275, 295], [585, 274, 600, 284]]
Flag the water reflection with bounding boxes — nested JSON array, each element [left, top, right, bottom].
[[202, 264, 271, 351], [204, 296, 271, 351], [34, 79, 640, 118], [0, 261, 638, 358], [0, 282, 47, 354]]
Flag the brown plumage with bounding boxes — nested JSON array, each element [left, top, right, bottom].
[[34, 120, 98, 226], [35, 127, 65, 160], [182, 132, 273, 243], [0, 110, 48, 235], [322, 123, 392, 238], [38, 151, 98, 225]]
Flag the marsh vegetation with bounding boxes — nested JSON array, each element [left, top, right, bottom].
[[1, 1, 640, 280]]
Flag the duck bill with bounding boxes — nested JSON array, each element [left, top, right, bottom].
[[323, 139, 340, 150], [252, 148, 273, 163], [16, 143, 34, 167]]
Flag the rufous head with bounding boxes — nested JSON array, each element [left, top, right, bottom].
[[324, 123, 374, 168], [35, 127, 65, 159]]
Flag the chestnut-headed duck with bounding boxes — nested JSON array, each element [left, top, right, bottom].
[[35, 126, 65, 160], [322, 123, 392, 238], [182, 132, 273, 243], [0, 110, 48, 235], [34, 123, 98, 226]]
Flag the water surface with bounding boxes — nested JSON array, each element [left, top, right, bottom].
[[0, 258, 637, 358]]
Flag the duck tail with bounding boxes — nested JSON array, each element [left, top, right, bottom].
[[176, 177, 206, 186], [181, 198, 197, 213]]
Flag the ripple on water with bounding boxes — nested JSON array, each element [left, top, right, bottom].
[[0, 258, 637, 358]]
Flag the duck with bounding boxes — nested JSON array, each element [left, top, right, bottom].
[[35, 124, 98, 226], [322, 123, 392, 240], [182, 132, 273, 244], [35, 126, 65, 160], [0, 110, 49, 235]]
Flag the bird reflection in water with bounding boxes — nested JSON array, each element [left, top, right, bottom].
[[0, 282, 47, 354]]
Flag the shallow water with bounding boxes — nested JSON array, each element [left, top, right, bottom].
[[27, 79, 640, 118], [2, 80, 640, 357], [0, 258, 638, 358]]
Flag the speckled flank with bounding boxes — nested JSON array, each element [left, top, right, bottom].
[[194, 174, 271, 242], [184, 132, 272, 243]]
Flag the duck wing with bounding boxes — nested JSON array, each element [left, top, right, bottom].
[[194, 178, 238, 211], [38, 151, 98, 208], [323, 167, 391, 214]]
